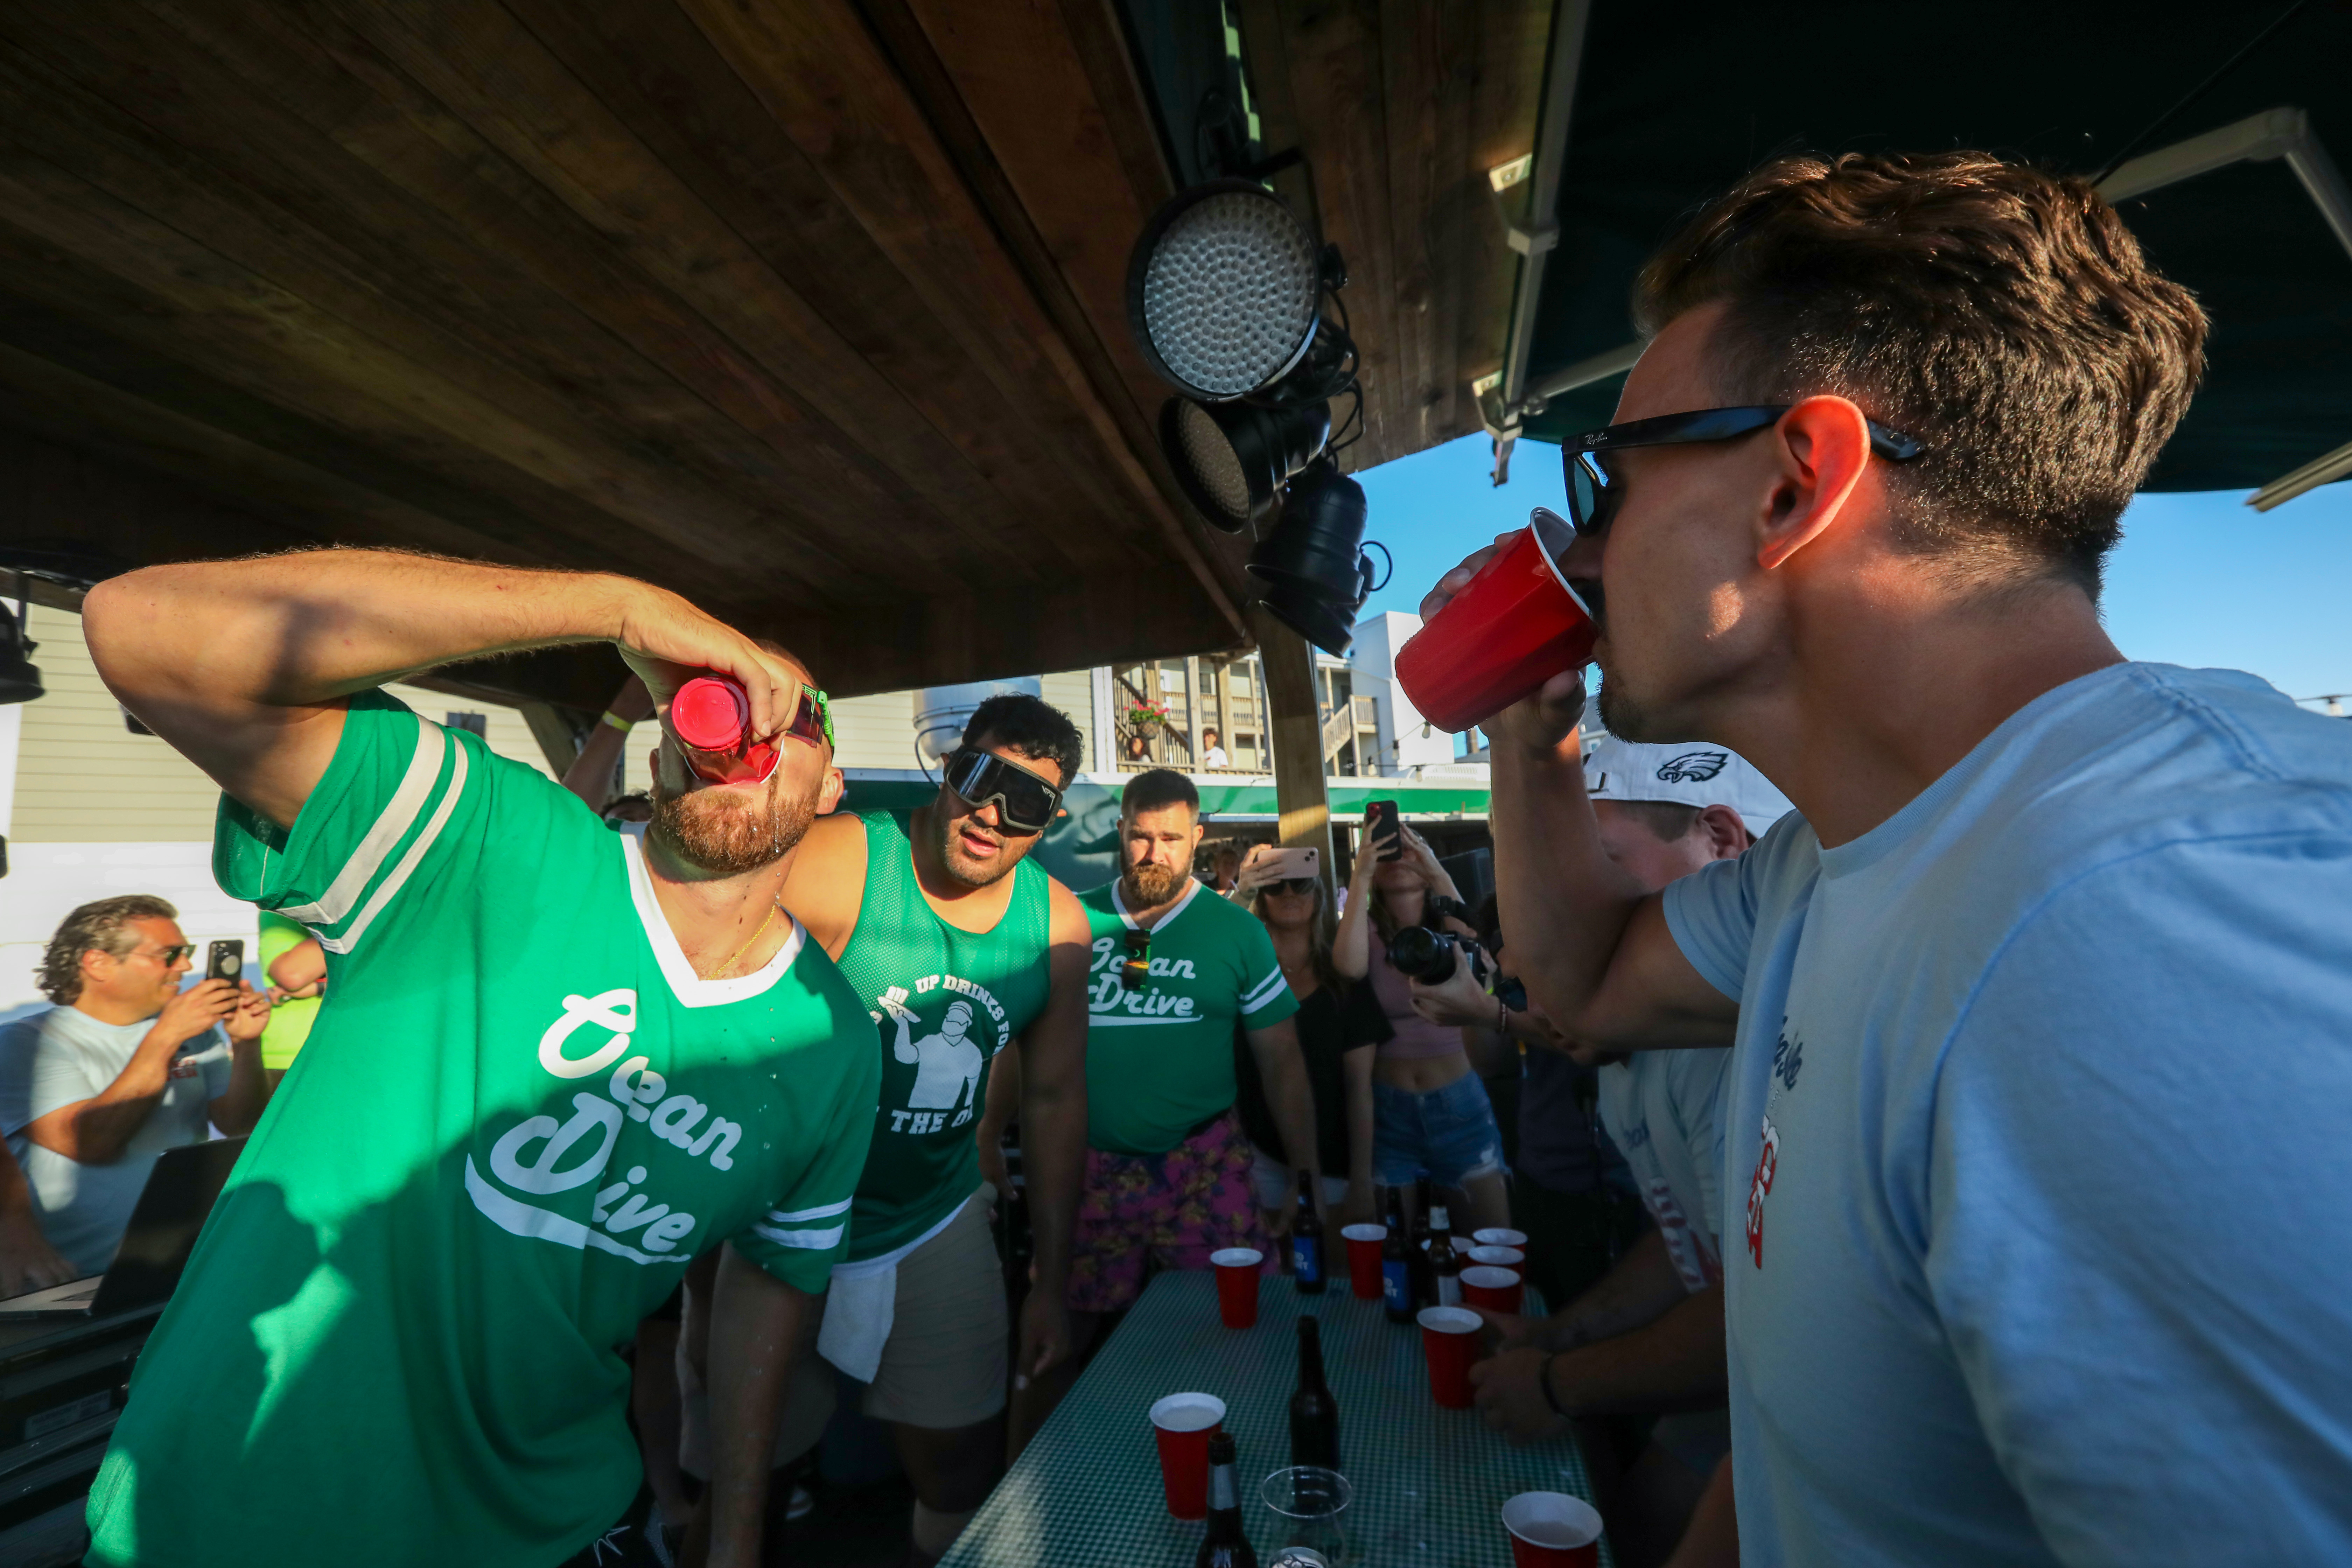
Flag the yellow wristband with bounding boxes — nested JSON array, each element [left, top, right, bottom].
[[600, 710, 633, 732]]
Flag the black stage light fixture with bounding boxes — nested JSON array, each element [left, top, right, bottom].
[[1247, 462, 1390, 657], [0, 577, 38, 707], [1159, 396, 1332, 533]]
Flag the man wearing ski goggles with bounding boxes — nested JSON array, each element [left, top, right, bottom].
[[940, 746, 1065, 837]]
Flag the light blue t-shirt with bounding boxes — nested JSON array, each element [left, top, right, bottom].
[[1662, 663, 2352, 1567]]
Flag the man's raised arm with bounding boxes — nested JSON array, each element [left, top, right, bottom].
[[1426, 545, 1733, 1050], [80, 550, 803, 830]]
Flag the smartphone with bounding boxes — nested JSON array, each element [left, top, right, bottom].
[[1365, 799, 1402, 861], [206, 939, 244, 984], [1263, 846, 1320, 881]]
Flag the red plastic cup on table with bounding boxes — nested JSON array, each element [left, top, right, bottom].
[[1417, 1305, 1482, 1408], [1211, 1248, 1263, 1328], [1461, 1265, 1524, 1314], [1472, 1228, 1528, 1250], [669, 674, 780, 785], [1148, 1393, 1226, 1519], [1341, 1224, 1386, 1299], [1394, 509, 1595, 734], [1468, 1245, 1525, 1269], [1501, 1491, 1604, 1568]]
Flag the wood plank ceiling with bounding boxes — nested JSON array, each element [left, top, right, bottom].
[[0, 0, 1549, 708]]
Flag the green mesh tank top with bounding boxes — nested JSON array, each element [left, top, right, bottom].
[[832, 810, 1053, 1259]]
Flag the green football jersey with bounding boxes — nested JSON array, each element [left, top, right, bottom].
[[86, 694, 880, 1568], [830, 811, 1052, 1260], [1080, 879, 1300, 1156]]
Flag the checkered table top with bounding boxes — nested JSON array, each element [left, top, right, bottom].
[[942, 1271, 1610, 1568]]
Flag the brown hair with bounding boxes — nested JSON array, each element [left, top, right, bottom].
[[1635, 151, 2207, 595], [39, 895, 178, 1005]]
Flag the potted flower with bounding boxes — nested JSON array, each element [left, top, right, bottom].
[[1125, 696, 1173, 737]]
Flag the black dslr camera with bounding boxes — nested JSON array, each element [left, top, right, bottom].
[[1385, 925, 1485, 985]]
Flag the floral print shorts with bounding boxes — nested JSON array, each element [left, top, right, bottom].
[[1066, 1112, 1273, 1313]]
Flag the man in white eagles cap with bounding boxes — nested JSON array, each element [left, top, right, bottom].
[[1458, 733, 1788, 1567]]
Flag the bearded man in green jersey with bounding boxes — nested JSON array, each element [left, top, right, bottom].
[[1000, 767, 1326, 1453], [76, 551, 882, 1568], [687, 692, 1088, 1566]]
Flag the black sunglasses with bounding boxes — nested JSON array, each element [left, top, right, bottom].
[[942, 747, 1065, 836], [1266, 877, 1318, 897], [1119, 928, 1151, 990], [1562, 405, 1924, 538]]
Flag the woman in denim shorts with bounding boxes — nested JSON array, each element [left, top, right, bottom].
[[1334, 815, 1512, 1235]]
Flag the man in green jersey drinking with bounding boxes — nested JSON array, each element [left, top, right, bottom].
[[1001, 768, 1324, 1451], [741, 692, 1091, 1564], [76, 550, 882, 1568]]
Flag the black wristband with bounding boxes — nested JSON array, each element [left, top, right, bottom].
[[1538, 1351, 1570, 1419]]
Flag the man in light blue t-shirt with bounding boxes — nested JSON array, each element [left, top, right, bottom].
[[1433, 151, 2352, 1565]]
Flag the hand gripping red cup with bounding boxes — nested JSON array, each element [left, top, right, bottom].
[[1417, 1305, 1482, 1408], [1149, 1392, 1226, 1519], [1502, 1491, 1603, 1568], [668, 674, 779, 785], [1341, 1224, 1386, 1299], [1211, 1248, 1263, 1329], [1394, 508, 1594, 734], [1461, 1264, 1524, 1314]]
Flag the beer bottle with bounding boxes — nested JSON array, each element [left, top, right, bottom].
[[1408, 1173, 1435, 1306], [1290, 1172, 1326, 1295], [1289, 1315, 1342, 1470], [1196, 1430, 1257, 1568], [1381, 1187, 1414, 1323], [1426, 1203, 1463, 1308]]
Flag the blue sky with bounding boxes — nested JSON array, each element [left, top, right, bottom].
[[1356, 433, 2352, 707]]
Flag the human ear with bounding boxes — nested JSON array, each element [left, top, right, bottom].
[[1696, 803, 1752, 860], [1756, 396, 1874, 571], [817, 766, 846, 816]]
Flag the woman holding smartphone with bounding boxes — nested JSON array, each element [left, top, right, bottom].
[[1332, 813, 1512, 1236], [1230, 846, 1384, 1230]]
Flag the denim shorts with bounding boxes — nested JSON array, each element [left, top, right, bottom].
[[1371, 1072, 1507, 1188]]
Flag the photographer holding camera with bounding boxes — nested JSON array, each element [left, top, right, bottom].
[[1333, 812, 1508, 1235]]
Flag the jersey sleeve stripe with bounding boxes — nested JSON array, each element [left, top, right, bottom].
[[1240, 967, 1291, 1011], [765, 1198, 853, 1223], [279, 715, 448, 930], [317, 740, 469, 956], [751, 1221, 846, 1251]]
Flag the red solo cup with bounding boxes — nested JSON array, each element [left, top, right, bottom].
[[1393, 511, 1596, 734], [1211, 1248, 1262, 1328], [1473, 1228, 1528, 1249], [1342, 1224, 1386, 1299], [1149, 1393, 1226, 1519], [669, 675, 780, 785], [1417, 1305, 1482, 1408], [1468, 1245, 1525, 1268], [1502, 1491, 1603, 1568], [1461, 1265, 1524, 1314]]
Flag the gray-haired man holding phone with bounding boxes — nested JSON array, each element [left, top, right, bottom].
[[0, 895, 271, 1275]]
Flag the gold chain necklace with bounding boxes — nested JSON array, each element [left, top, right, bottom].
[[716, 895, 787, 977]]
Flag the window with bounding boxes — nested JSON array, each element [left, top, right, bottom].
[[445, 712, 489, 739]]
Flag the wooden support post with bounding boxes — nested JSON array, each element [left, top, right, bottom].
[[1254, 605, 1336, 902]]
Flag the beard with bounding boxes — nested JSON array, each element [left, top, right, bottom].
[[1594, 670, 1662, 743], [1122, 858, 1186, 908], [651, 768, 819, 877], [934, 811, 1017, 890]]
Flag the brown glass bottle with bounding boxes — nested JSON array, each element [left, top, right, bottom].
[[1426, 1202, 1463, 1307], [1291, 1172, 1326, 1295], [1288, 1315, 1342, 1470], [1408, 1173, 1435, 1306], [1381, 1186, 1415, 1323], [1195, 1430, 1257, 1568]]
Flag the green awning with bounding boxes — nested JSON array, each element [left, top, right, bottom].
[[1515, 2, 2352, 495]]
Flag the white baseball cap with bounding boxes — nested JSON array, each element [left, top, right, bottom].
[[1582, 734, 1794, 837]]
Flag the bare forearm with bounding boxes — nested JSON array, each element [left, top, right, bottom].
[[86, 552, 632, 715], [1546, 1284, 1727, 1416], [1490, 735, 1646, 1030], [1255, 1037, 1325, 1202], [1546, 1230, 1688, 1348], [705, 1247, 804, 1567], [1019, 1073, 1085, 1287], [210, 1048, 272, 1137], [1343, 1053, 1376, 1189], [560, 720, 632, 809]]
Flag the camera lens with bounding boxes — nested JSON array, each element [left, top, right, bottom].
[[1385, 926, 1458, 983]]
